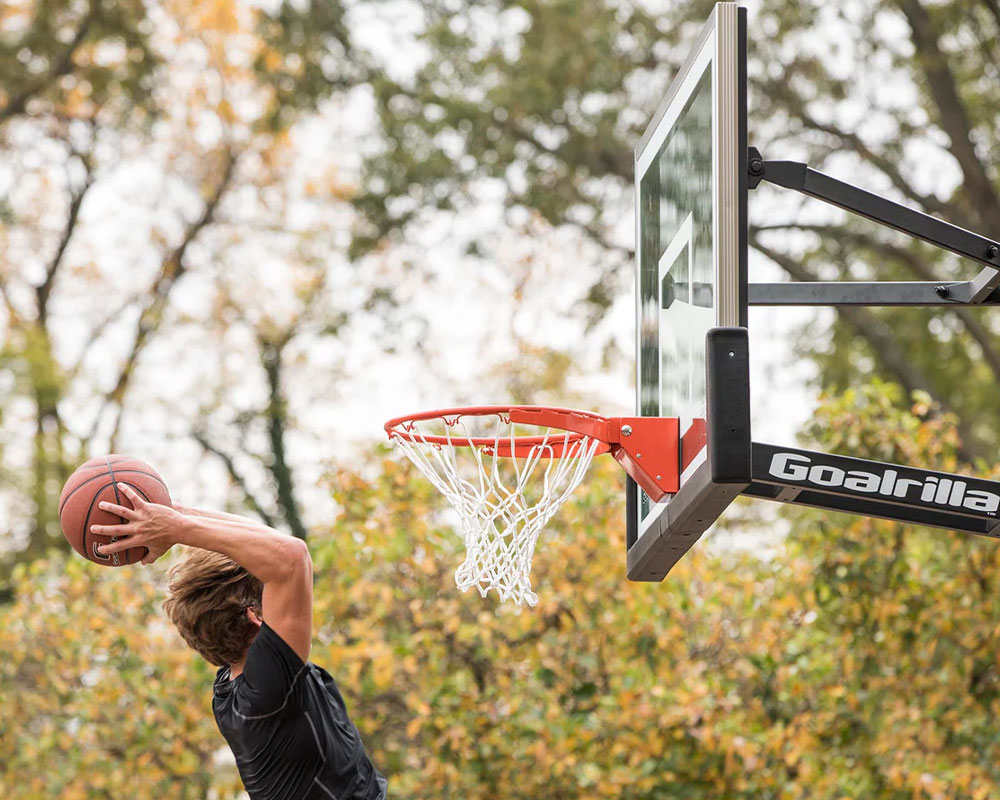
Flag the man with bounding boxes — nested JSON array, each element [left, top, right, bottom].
[[91, 482, 388, 800]]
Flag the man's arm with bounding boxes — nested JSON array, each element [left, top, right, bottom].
[[172, 502, 265, 528], [134, 503, 257, 566], [92, 484, 313, 663]]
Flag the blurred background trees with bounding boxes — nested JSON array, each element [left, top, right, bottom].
[[0, 0, 373, 568], [2, 0, 1000, 797], [358, 0, 1000, 457], [5, 400, 1000, 797]]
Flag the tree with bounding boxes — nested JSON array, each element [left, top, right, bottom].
[[0, 0, 163, 566], [0, 0, 366, 569]]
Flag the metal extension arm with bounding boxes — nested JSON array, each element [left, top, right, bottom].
[[748, 147, 1000, 305], [749, 281, 1000, 306]]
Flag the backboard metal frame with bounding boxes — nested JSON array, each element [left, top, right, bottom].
[[627, 3, 749, 581]]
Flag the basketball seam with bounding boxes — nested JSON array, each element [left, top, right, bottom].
[[59, 467, 168, 515], [59, 468, 168, 516], [81, 481, 112, 563], [73, 455, 131, 471]]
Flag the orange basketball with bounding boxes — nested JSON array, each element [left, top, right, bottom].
[[59, 455, 171, 567]]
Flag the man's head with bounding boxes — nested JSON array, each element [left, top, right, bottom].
[[162, 548, 263, 666]]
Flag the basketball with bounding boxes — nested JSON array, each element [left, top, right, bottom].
[[59, 455, 172, 567]]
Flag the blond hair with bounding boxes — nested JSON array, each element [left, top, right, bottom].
[[162, 549, 263, 666]]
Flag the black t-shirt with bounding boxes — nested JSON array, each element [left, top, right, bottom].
[[213, 622, 387, 800]]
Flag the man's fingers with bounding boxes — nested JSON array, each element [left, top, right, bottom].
[[98, 500, 136, 519], [94, 535, 140, 555], [91, 524, 137, 542], [116, 482, 145, 507]]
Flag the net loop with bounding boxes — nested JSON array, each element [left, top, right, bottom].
[[387, 409, 600, 606]]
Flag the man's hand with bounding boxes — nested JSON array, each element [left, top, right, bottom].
[[90, 483, 185, 565]]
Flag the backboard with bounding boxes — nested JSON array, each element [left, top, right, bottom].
[[627, 2, 750, 581]]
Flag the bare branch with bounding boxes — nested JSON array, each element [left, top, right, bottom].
[[24, 137, 89, 517], [65, 292, 147, 387], [258, 334, 308, 541], [37, 143, 95, 323], [103, 149, 239, 448], [191, 430, 278, 528], [754, 77, 970, 228], [0, 15, 92, 123], [894, 0, 1000, 234]]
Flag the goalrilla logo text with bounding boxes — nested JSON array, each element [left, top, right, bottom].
[[768, 452, 1000, 515]]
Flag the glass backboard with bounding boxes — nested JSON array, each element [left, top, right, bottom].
[[628, 2, 748, 579]]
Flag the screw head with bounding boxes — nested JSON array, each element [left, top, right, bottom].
[[749, 159, 764, 176], [621, 424, 633, 437], [636, 453, 642, 459], [988, 244, 1000, 259], [656, 475, 662, 481], [935, 285, 950, 298]]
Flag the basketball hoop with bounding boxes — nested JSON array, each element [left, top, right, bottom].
[[385, 406, 679, 606]]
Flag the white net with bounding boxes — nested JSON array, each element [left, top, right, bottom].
[[389, 412, 600, 607]]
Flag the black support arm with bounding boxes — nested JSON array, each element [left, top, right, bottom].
[[748, 280, 1000, 307], [748, 147, 1000, 272]]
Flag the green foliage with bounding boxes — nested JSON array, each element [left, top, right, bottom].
[[0, 0, 161, 124], [775, 386, 1000, 798], [0, 555, 242, 799], [802, 381, 961, 468], [351, 0, 710, 265], [253, 0, 366, 132], [0, 0, 373, 567], [5, 392, 1000, 797], [4, 6, 1000, 795]]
